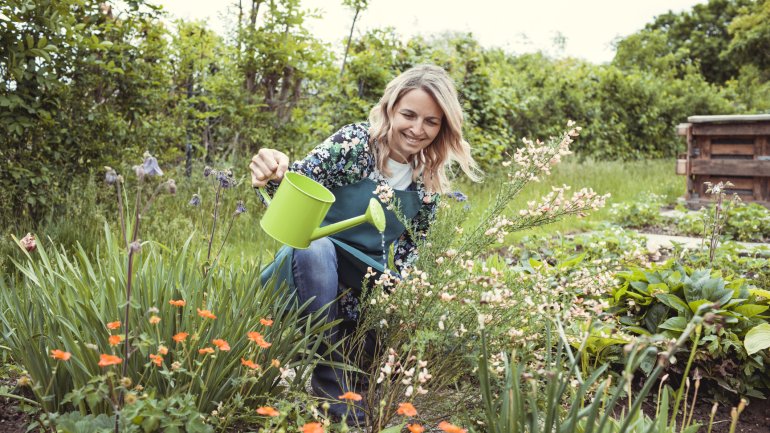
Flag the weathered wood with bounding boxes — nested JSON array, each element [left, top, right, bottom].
[[690, 160, 770, 177], [710, 143, 755, 155], [691, 123, 770, 136]]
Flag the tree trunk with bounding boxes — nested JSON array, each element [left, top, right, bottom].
[[339, 7, 360, 78], [244, 0, 262, 94]]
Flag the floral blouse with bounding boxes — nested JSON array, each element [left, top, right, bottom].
[[266, 122, 440, 273]]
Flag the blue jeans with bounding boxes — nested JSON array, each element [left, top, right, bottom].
[[292, 238, 367, 423]]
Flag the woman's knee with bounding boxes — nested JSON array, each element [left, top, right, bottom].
[[293, 238, 339, 307]]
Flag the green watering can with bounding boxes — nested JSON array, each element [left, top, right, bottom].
[[256, 172, 386, 249]]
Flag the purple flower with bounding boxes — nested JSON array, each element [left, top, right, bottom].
[[189, 194, 201, 207], [203, 166, 212, 177], [447, 191, 468, 202], [104, 167, 119, 185], [142, 153, 164, 177], [216, 170, 234, 189], [234, 200, 246, 216]]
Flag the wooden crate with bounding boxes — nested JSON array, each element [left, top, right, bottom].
[[676, 114, 770, 209]]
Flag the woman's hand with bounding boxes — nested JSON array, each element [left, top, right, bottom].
[[250, 149, 289, 187]]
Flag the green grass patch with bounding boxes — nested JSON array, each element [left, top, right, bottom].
[[456, 158, 684, 241]]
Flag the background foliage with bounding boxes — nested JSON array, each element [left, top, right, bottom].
[[1, 0, 769, 235]]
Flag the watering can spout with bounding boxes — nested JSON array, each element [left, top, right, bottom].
[[310, 198, 386, 241]]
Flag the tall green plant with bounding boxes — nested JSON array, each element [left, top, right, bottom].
[[0, 224, 333, 419]]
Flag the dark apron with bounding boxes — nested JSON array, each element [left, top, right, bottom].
[[260, 178, 421, 294]]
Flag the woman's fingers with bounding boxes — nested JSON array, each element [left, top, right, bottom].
[[250, 149, 289, 187]]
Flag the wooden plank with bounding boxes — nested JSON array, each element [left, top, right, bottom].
[[711, 143, 755, 155], [691, 123, 770, 136], [705, 176, 754, 190], [690, 160, 770, 177]]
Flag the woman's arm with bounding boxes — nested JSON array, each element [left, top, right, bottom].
[[262, 123, 374, 196]]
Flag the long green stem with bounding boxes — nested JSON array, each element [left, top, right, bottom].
[[207, 185, 222, 262], [670, 325, 702, 429]]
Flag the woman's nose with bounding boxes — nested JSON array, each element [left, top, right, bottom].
[[411, 120, 425, 135]]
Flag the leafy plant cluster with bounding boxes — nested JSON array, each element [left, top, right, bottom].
[[676, 202, 770, 242], [608, 261, 770, 399], [607, 193, 668, 229]]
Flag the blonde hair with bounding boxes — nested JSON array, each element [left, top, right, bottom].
[[368, 64, 482, 194]]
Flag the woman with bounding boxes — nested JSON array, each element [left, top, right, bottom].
[[250, 64, 481, 424]]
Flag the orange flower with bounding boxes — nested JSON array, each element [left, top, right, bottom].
[[149, 353, 163, 367], [302, 422, 324, 433], [256, 406, 279, 417], [397, 402, 418, 417], [106, 321, 121, 330], [169, 299, 186, 307], [158, 345, 168, 355], [98, 354, 123, 367], [407, 424, 425, 433], [149, 315, 161, 325], [198, 347, 215, 355], [271, 359, 281, 368], [50, 349, 71, 361], [260, 318, 273, 326], [212, 339, 230, 351], [438, 421, 467, 433], [241, 358, 260, 370], [338, 391, 363, 401], [172, 332, 189, 343], [247, 331, 271, 349], [197, 308, 216, 320], [108, 335, 123, 346]]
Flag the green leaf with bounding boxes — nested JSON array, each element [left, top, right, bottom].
[[655, 293, 688, 313], [733, 304, 769, 318], [658, 316, 687, 332], [745, 323, 770, 355], [380, 423, 406, 433]]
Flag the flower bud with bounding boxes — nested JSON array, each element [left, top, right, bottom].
[[19, 233, 36, 252], [166, 179, 177, 195]]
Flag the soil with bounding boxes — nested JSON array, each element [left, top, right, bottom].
[[690, 397, 770, 433], [0, 378, 32, 433]]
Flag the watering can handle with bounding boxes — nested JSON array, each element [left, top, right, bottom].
[[255, 187, 272, 206]]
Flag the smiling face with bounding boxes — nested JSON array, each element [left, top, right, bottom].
[[388, 88, 444, 163]]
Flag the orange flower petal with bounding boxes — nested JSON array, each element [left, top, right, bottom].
[[302, 422, 324, 433], [241, 358, 260, 370], [169, 299, 186, 307], [256, 406, 280, 417], [438, 421, 467, 433], [212, 339, 230, 351], [149, 353, 163, 367], [108, 335, 123, 346], [97, 354, 123, 367], [50, 349, 71, 361], [197, 308, 217, 320], [149, 315, 161, 325], [247, 331, 271, 348], [106, 321, 121, 330], [397, 402, 418, 417], [407, 424, 425, 433], [338, 391, 363, 401], [172, 332, 189, 343], [260, 318, 273, 326], [198, 347, 215, 355]]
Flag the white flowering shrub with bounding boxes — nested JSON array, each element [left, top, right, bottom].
[[346, 123, 611, 428]]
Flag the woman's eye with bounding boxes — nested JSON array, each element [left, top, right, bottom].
[[401, 112, 415, 119]]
